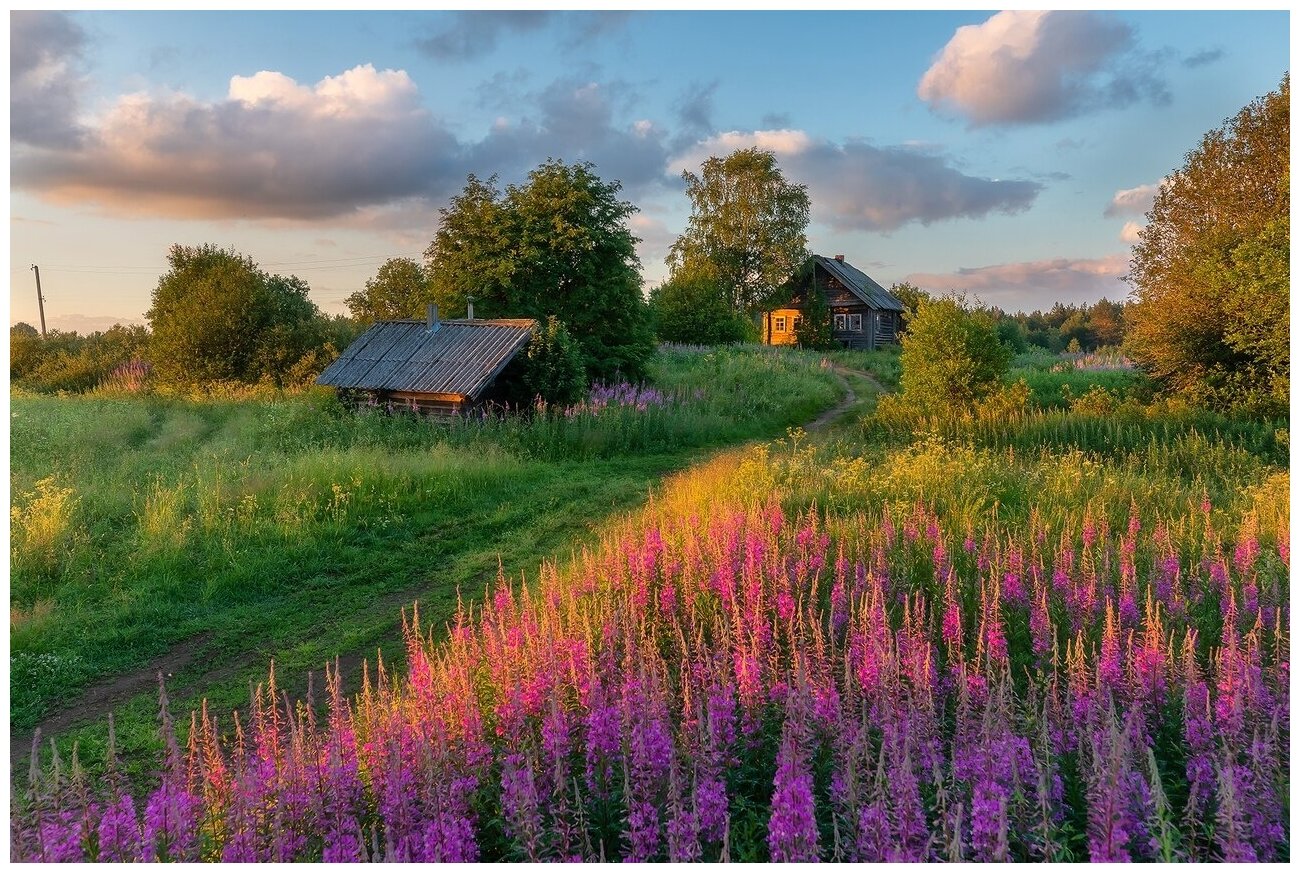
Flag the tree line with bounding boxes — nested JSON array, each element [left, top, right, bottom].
[[10, 75, 1287, 417]]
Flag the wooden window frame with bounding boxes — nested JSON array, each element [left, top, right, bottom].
[[848, 313, 863, 332], [774, 315, 787, 332], [833, 313, 847, 331]]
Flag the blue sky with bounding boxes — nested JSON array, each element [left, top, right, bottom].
[[9, 9, 1290, 331]]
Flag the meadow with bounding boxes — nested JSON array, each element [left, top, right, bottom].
[[10, 344, 1289, 861]]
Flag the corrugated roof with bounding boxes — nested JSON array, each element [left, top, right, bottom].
[[814, 255, 905, 311], [316, 318, 536, 400]]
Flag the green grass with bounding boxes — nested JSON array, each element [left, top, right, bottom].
[[10, 346, 843, 784]]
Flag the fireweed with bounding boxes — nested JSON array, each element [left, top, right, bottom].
[[11, 495, 1287, 861]]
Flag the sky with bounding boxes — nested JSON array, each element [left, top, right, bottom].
[[8, 8, 1291, 332]]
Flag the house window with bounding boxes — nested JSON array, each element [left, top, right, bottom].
[[833, 314, 847, 331], [848, 314, 863, 332], [792, 315, 802, 331], [774, 315, 787, 332]]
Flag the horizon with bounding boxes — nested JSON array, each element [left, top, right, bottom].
[[10, 9, 1289, 333]]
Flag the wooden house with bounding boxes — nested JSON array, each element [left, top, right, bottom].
[[316, 305, 536, 415], [763, 254, 905, 350]]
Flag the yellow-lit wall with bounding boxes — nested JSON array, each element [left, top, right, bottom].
[[764, 308, 801, 345]]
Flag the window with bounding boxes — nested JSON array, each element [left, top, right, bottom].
[[793, 315, 802, 330], [774, 315, 787, 332], [848, 313, 863, 332], [833, 313, 847, 331]]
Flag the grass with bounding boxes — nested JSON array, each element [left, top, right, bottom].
[[9, 346, 844, 784]]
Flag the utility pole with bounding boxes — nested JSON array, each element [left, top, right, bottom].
[[30, 264, 47, 338]]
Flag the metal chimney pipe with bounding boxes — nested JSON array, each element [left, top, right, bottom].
[[466, 298, 475, 321], [426, 303, 439, 332]]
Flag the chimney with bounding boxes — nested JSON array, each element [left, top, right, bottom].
[[466, 296, 475, 321], [834, 254, 845, 262], [426, 303, 440, 332]]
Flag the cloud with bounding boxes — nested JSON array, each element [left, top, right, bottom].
[[918, 11, 1169, 126], [673, 81, 718, 138], [671, 130, 1041, 232], [1104, 182, 1159, 217], [11, 11, 88, 148], [13, 64, 466, 220], [469, 78, 672, 193], [1120, 221, 1144, 243], [1183, 48, 1224, 68], [415, 11, 551, 60], [906, 253, 1130, 306]]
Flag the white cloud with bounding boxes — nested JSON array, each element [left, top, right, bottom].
[[906, 253, 1130, 307], [1120, 221, 1144, 243], [671, 130, 1041, 232], [1105, 183, 1160, 217], [918, 11, 1168, 126]]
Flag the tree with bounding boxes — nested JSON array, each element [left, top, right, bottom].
[[520, 316, 587, 406], [794, 286, 835, 350], [345, 258, 432, 323], [147, 244, 325, 388], [899, 296, 1011, 413], [1125, 76, 1289, 415], [667, 148, 810, 314], [427, 161, 655, 382], [888, 282, 930, 336], [650, 274, 751, 345], [1087, 298, 1126, 347]]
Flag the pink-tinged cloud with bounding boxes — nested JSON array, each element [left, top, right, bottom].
[[918, 11, 1168, 126], [906, 253, 1130, 307], [1105, 183, 1160, 217], [1120, 221, 1145, 243], [671, 129, 1040, 232], [13, 64, 465, 221]]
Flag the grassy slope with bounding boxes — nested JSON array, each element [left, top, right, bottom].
[[10, 346, 842, 782]]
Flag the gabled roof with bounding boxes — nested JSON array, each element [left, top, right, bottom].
[[316, 318, 536, 400], [813, 255, 905, 312]]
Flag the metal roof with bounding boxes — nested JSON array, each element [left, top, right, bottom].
[[316, 318, 536, 400], [813, 255, 905, 312]]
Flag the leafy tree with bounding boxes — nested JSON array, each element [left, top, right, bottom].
[[1125, 76, 1289, 415], [427, 161, 655, 382], [11, 324, 151, 392], [667, 148, 810, 313], [899, 296, 1011, 413], [995, 318, 1029, 355], [345, 258, 432, 323], [888, 281, 930, 335], [520, 316, 587, 406], [1087, 298, 1126, 347], [650, 274, 750, 345], [794, 286, 835, 350], [147, 244, 325, 388]]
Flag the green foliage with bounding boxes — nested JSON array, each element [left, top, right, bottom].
[[520, 316, 587, 406], [667, 147, 810, 313], [794, 284, 835, 350], [426, 161, 656, 382], [888, 281, 930, 335], [10, 324, 151, 393], [1126, 75, 1289, 416], [650, 274, 751, 345], [345, 257, 432, 323], [899, 296, 1012, 413], [147, 245, 327, 388]]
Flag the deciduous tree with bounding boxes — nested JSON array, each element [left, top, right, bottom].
[[899, 295, 1011, 412], [667, 148, 810, 314], [345, 258, 432, 323], [1125, 76, 1289, 415]]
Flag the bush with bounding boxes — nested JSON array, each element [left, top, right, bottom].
[[650, 274, 751, 345], [899, 296, 1011, 414], [520, 316, 587, 406]]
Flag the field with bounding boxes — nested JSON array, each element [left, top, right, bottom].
[[10, 344, 1289, 861]]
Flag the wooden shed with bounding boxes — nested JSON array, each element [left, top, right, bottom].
[[316, 307, 537, 415], [763, 254, 906, 350]]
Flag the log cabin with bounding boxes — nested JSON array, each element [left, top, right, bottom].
[[316, 304, 536, 415], [763, 254, 905, 350]]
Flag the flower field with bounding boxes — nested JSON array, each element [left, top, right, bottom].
[[12, 416, 1288, 861]]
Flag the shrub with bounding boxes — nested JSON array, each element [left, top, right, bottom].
[[649, 274, 751, 345], [899, 296, 1011, 414], [520, 316, 587, 406]]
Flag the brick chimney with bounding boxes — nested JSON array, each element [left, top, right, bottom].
[[834, 254, 845, 262], [426, 303, 440, 332]]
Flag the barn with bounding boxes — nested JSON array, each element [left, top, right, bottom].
[[763, 254, 906, 350], [316, 306, 536, 415]]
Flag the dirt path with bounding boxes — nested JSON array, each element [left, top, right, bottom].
[[12, 364, 888, 765]]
